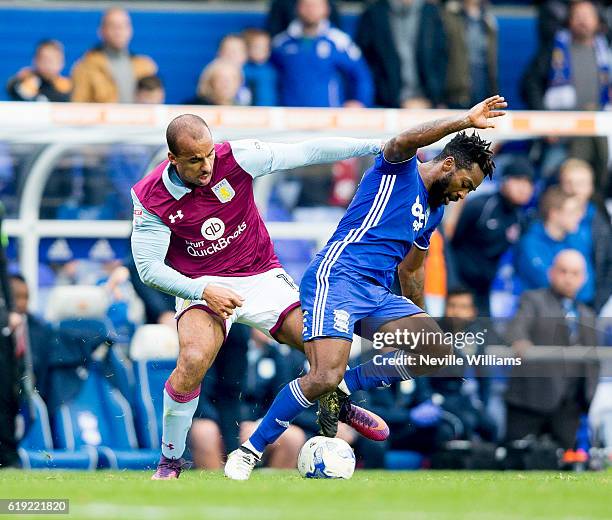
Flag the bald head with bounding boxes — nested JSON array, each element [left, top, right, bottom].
[[166, 114, 211, 156], [549, 249, 586, 299], [99, 8, 132, 51], [166, 114, 215, 187]]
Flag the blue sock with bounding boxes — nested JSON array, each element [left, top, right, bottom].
[[343, 351, 412, 393], [246, 379, 313, 455]]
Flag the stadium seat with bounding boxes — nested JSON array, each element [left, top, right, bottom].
[[384, 451, 424, 470], [104, 345, 137, 410], [45, 285, 110, 323], [19, 394, 53, 452], [128, 325, 179, 448], [18, 393, 98, 470], [132, 359, 176, 449], [130, 324, 179, 361], [52, 364, 159, 470]]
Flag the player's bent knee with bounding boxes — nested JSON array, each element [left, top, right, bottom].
[[410, 340, 454, 377], [176, 347, 209, 383], [304, 368, 344, 396]]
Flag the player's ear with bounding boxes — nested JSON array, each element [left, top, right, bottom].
[[443, 156, 455, 172], [167, 151, 177, 165]]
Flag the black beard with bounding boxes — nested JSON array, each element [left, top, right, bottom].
[[428, 172, 453, 208]]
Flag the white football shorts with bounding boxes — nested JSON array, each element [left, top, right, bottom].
[[175, 267, 300, 338]]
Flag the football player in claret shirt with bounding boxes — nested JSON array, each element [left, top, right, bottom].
[[132, 114, 388, 479]]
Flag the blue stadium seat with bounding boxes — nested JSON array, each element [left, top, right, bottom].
[[104, 345, 138, 410], [19, 394, 53, 452], [384, 451, 424, 470], [52, 365, 159, 470], [18, 393, 98, 470], [132, 360, 175, 449]]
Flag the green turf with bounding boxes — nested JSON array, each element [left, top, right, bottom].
[[0, 470, 610, 520]]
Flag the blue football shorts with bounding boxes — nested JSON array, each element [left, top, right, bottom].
[[300, 256, 423, 342]]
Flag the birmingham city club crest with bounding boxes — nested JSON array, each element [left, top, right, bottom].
[[212, 178, 235, 203]]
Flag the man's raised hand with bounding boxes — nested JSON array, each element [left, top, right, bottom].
[[467, 95, 507, 129]]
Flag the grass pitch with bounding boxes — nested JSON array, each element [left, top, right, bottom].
[[1, 470, 610, 520]]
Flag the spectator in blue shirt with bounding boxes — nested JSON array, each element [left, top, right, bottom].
[[515, 185, 595, 304], [271, 0, 374, 107], [243, 28, 278, 106], [558, 158, 612, 313]]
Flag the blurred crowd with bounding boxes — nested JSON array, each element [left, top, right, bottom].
[[1, 0, 612, 471], [3, 1, 611, 118]]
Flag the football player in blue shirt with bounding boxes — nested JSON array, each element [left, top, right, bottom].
[[225, 95, 507, 480]]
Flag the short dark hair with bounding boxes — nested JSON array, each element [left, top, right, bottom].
[[433, 131, 495, 179], [242, 28, 269, 44], [446, 286, 475, 301], [35, 39, 64, 55], [137, 75, 163, 93], [9, 273, 27, 285], [539, 185, 572, 220], [166, 114, 210, 156]]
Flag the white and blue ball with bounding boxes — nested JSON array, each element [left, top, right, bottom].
[[297, 436, 356, 479]]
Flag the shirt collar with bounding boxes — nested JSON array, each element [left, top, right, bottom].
[[162, 162, 191, 200]]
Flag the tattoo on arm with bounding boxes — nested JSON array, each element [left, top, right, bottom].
[[384, 115, 471, 163], [399, 266, 426, 310]]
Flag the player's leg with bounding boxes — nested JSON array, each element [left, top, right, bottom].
[[226, 266, 380, 475], [261, 268, 390, 402], [272, 302, 389, 440], [240, 420, 306, 469], [225, 337, 351, 480], [318, 294, 448, 439], [343, 312, 450, 395], [152, 308, 225, 480], [271, 305, 304, 351]]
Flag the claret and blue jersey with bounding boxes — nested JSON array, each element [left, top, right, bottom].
[[300, 151, 444, 342]]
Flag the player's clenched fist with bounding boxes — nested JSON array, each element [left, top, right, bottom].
[[202, 285, 244, 320]]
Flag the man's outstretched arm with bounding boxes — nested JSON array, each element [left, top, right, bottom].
[[231, 137, 383, 178], [384, 95, 507, 163]]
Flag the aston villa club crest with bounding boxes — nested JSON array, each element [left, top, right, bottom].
[[212, 178, 235, 203]]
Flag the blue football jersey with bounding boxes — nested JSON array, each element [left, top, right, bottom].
[[315, 152, 444, 289]]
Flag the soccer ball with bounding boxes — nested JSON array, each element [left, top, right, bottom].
[[297, 436, 356, 479]]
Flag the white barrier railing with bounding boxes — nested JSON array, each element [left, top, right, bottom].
[[0, 102, 609, 139]]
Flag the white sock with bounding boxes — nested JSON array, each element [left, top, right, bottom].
[[161, 387, 199, 459], [338, 378, 351, 395], [242, 440, 263, 458]]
